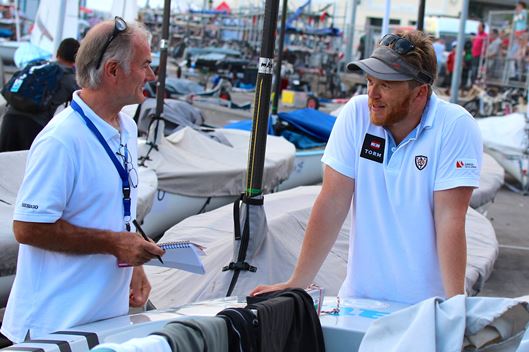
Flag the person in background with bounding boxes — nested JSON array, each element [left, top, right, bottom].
[[514, 1, 528, 37], [432, 37, 446, 84], [0, 38, 80, 152], [470, 22, 487, 85], [485, 28, 503, 80], [462, 39, 473, 91], [444, 41, 457, 91], [0, 17, 163, 344], [251, 30, 482, 305]]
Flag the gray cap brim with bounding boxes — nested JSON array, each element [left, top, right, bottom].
[[347, 57, 414, 81]]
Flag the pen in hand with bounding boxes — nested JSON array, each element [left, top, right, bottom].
[[132, 219, 164, 264]]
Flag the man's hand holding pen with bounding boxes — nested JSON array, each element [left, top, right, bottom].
[[112, 227, 165, 266]]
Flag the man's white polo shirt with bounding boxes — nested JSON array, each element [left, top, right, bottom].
[[2, 92, 138, 342], [322, 93, 482, 304]]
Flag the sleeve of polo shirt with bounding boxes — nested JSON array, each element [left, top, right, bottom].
[[321, 99, 359, 179], [14, 136, 76, 223], [434, 114, 483, 191]]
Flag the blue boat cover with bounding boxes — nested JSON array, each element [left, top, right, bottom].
[[224, 108, 336, 149], [277, 108, 336, 142], [224, 117, 275, 135]]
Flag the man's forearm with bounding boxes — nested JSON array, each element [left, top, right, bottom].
[[14, 219, 165, 266], [14, 219, 119, 256], [437, 228, 467, 298], [434, 187, 473, 298]]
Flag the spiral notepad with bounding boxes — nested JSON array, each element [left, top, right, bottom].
[[158, 241, 206, 253], [146, 241, 206, 274]]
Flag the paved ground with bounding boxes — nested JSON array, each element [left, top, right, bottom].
[[479, 180, 529, 298]]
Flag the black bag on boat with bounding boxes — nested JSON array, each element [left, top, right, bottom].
[[1, 60, 64, 113]]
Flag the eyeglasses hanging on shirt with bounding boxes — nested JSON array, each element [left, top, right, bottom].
[[116, 144, 138, 188]]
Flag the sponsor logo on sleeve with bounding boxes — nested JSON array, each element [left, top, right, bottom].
[[360, 133, 385, 163], [415, 155, 428, 170], [455, 159, 478, 169], [21, 202, 39, 209]]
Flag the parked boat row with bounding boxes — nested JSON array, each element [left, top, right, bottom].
[[477, 112, 529, 193]]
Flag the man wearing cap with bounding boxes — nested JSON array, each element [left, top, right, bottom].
[[252, 31, 482, 304]]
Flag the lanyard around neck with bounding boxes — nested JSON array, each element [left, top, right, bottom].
[[70, 99, 132, 231]]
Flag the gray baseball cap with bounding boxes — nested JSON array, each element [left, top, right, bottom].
[[347, 46, 433, 85]]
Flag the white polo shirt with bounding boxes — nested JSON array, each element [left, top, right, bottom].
[[2, 92, 138, 342], [322, 93, 482, 304]]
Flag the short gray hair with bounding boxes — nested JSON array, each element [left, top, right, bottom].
[[76, 20, 150, 89]]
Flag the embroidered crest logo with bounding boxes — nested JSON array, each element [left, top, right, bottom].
[[415, 155, 428, 170]]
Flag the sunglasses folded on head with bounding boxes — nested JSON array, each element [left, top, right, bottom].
[[95, 16, 128, 70]]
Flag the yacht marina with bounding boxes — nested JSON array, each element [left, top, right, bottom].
[[0, 0, 529, 351]]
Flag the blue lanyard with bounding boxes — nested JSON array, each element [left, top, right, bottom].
[[70, 99, 131, 231]]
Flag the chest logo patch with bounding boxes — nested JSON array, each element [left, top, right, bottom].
[[415, 155, 428, 170], [360, 133, 385, 163]]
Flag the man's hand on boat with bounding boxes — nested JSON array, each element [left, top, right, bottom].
[[250, 280, 301, 296]]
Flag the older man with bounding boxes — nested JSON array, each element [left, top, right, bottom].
[[1, 17, 163, 343], [252, 31, 482, 304]]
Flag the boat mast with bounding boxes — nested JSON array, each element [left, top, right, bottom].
[[344, 0, 358, 67], [14, 0, 20, 42], [223, 0, 281, 297], [54, 0, 67, 54], [271, 0, 288, 117], [152, 0, 171, 141], [417, 0, 426, 31], [245, 0, 280, 197]]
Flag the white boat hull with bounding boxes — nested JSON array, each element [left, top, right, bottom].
[[141, 192, 237, 238], [0, 40, 20, 65], [477, 113, 529, 192], [486, 147, 529, 192], [276, 148, 324, 191], [3, 296, 408, 352]]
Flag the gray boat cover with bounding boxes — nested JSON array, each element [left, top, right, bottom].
[[133, 98, 205, 136], [137, 167, 158, 223], [146, 185, 498, 308], [469, 153, 504, 211], [0, 151, 26, 277], [139, 127, 296, 197], [358, 295, 529, 352]]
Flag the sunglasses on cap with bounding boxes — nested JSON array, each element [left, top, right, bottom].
[[95, 16, 128, 70], [379, 34, 416, 55], [377, 34, 433, 85]]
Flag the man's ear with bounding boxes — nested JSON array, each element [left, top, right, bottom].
[[415, 84, 429, 99], [105, 61, 119, 78]]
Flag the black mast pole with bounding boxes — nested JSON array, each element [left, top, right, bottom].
[[140, 0, 171, 163], [417, 0, 425, 31], [154, 0, 171, 119], [271, 0, 288, 117], [245, 0, 280, 197], [223, 0, 281, 297]]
